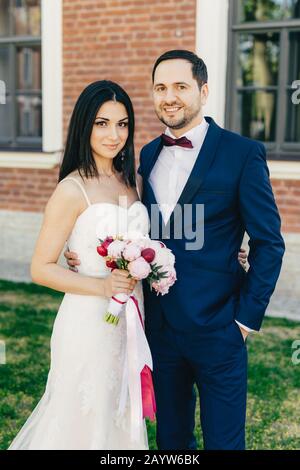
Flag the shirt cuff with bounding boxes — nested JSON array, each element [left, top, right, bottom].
[[235, 320, 255, 333]]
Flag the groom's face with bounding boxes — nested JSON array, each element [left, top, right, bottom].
[[152, 59, 208, 131]]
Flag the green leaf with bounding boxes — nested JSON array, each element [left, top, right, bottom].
[[116, 259, 123, 269], [157, 271, 168, 279]]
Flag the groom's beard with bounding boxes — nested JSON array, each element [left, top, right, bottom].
[[156, 99, 202, 130]]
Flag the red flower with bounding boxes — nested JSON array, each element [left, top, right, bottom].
[[141, 248, 155, 263], [97, 245, 108, 257], [106, 259, 118, 269], [102, 237, 114, 249], [97, 237, 114, 257]]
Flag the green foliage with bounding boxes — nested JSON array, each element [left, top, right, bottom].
[[0, 281, 299, 450]]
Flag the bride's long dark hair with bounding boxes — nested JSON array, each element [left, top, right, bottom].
[[58, 80, 136, 187]]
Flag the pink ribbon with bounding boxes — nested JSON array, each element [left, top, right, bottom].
[[130, 296, 156, 421], [118, 294, 156, 442]]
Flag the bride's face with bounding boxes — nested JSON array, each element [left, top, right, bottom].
[[90, 100, 129, 161]]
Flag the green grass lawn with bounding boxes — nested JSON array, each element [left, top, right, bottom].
[[0, 279, 299, 450]]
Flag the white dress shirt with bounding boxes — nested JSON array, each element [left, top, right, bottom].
[[148, 118, 253, 334], [149, 118, 209, 225]]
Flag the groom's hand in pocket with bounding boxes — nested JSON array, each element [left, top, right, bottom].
[[64, 247, 81, 272], [238, 248, 248, 270], [239, 325, 249, 342]]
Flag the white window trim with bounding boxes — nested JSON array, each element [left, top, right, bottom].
[[268, 160, 300, 180], [196, 0, 300, 180], [0, 0, 63, 169], [196, 0, 229, 127], [0, 151, 61, 169]]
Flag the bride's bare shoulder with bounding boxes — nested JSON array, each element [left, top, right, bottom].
[[47, 172, 86, 213], [59, 170, 85, 184]]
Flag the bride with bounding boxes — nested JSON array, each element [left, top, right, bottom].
[[8, 80, 150, 450]]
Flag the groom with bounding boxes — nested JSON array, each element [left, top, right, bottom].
[[66, 50, 285, 450]]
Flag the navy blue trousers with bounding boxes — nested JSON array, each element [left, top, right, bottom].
[[147, 319, 248, 450]]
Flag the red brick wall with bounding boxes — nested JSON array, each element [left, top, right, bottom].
[[0, 0, 196, 213], [272, 180, 300, 233], [62, 0, 196, 149], [0, 167, 57, 212], [0, 0, 299, 233]]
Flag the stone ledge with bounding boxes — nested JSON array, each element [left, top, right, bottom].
[[0, 151, 61, 169]]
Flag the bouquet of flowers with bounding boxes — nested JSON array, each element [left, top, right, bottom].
[[96, 234, 176, 433], [96, 235, 177, 326]]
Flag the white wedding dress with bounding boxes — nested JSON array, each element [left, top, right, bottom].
[[8, 177, 151, 450]]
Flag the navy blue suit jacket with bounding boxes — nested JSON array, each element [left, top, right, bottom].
[[138, 117, 285, 333]]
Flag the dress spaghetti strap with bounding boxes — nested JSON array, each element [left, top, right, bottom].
[[61, 177, 91, 207]]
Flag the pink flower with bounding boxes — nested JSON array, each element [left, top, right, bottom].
[[123, 242, 141, 262], [128, 257, 151, 280], [153, 246, 175, 268], [149, 240, 163, 251], [107, 239, 126, 259], [152, 266, 177, 295], [133, 237, 153, 250], [152, 278, 171, 295], [166, 266, 177, 285]]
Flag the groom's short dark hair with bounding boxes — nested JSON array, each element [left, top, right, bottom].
[[152, 50, 208, 90]]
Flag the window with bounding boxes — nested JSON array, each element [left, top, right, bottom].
[[226, 0, 300, 160], [0, 0, 42, 151]]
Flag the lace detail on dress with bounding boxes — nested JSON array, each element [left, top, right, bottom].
[[78, 379, 97, 416]]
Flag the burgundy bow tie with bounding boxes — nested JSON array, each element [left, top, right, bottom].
[[161, 133, 193, 149]]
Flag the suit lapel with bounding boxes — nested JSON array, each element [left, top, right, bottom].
[[142, 137, 165, 228], [142, 137, 163, 182]]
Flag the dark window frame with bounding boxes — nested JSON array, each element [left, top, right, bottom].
[[0, 0, 42, 152], [226, 0, 300, 161]]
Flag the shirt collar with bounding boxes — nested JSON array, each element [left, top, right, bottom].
[[165, 118, 209, 150]]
